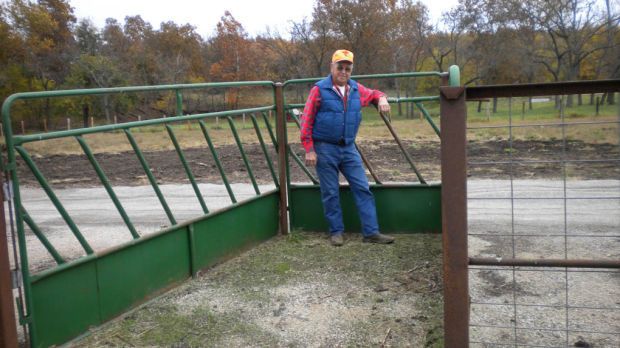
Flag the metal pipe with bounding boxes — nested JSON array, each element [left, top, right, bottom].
[[285, 95, 439, 110], [465, 79, 620, 99], [355, 143, 382, 185], [378, 112, 427, 184], [15, 146, 94, 254], [76, 136, 140, 239], [469, 257, 620, 269], [14, 106, 274, 145], [0, 172, 18, 348], [124, 130, 177, 225], [274, 83, 289, 235], [283, 71, 445, 86], [261, 111, 278, 150], [165, 125, 209, 214], [414, 102, 440, 137], [198, 121, 237, 204], [21, 207, 65, 264], [286, 144, 320, 184], [250, 114, 279, 187], [440, 85, 469, 347], [226, 116, 260, 195]]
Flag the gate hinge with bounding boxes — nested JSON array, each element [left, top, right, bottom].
[[3, 180, 13, 201], [11, 269, 21, 289]]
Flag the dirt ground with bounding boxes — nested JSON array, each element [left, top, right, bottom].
[[72, 233, 443, 347], [9, 137, 619, 347], [15, 139, 620, 188]]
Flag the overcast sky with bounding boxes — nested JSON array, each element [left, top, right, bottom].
[[68, 0, 460, 38]]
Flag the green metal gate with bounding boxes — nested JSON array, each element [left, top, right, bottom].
[[1, 70, 455, 347]]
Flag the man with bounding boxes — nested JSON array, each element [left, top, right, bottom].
[[300, 49, 395, 246]]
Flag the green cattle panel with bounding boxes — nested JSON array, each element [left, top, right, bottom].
[[290, 184, 441, 234], [97, 228, 191, 321], [31, 259, 100, 348], [193, 192, 279, 269]]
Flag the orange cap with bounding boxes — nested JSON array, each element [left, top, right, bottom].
[[332, 49, 354, 64]]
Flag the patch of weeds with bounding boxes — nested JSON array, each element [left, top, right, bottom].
[[286, 228, 308, 244], [274, 262, 291, 274], [503, 147, 517, 154]]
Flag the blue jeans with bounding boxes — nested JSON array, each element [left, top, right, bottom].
[[314, 141, 379, 237]]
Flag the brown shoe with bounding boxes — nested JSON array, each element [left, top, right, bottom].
[[363, 233, 395, 244], [330, 234, 344, 246]]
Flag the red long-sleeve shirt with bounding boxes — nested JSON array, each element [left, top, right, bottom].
[[300, 81, 386, 153]]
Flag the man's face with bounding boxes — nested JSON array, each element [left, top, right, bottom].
[[330, 62, 353, 86]]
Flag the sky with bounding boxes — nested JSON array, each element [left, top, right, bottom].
[[68, 0, 460, 38]]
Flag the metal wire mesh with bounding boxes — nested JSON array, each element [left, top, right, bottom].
[[466, 94, 620, 347]]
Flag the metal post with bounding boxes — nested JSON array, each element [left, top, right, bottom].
[[0, 173, 18, 348], [274, 84, 289, 235], [440, 84, 469, 347]]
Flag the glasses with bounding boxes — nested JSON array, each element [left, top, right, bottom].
[[336, 65, 352, 72]]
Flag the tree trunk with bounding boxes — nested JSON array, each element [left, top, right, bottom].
[[566, 94, 573, 107], [555, 96, 561, 109], [103, 95, 111, 124], [529, 97, 533, 110], [608, 92, 615, 105], [577, 94, 582, 106], [589, 94, 594, 105], [492, 97, 498, 113], [477, 101, 482, 113], [82, 104, 89, 128]]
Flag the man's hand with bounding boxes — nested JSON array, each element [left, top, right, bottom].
[[305, 151, 317, 167], [378, 96, 391, 115]]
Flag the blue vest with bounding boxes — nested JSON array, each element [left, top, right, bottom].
[[311, 75, 362, 145]]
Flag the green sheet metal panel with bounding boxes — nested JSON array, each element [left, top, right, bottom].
[[97, 228, 191, 321], [31, 259, 100, 348], [193, 192, 279, 269], [290, 184, 441, 233]]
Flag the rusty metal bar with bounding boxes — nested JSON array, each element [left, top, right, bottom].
[[274, 83, 289, 235], [440, 85, 469, 347], [469, 257, 620, 269], [0, 173, 18, 348], [378, 111, 426, 184], [465, 79, 620, 99], [355, 143, 382, 184]]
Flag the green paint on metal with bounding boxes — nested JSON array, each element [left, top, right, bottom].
[[285, 96, 440, 110], [26, 193, 279, 347], [261, 111, 278, 149], [250, 114, 279, 187], [415, 102, 441, 137], [226, 116, 260, 195], [165, 125, 209, 213], [284, 71, 446, 86], [188, 224, 197, 278], [15, 146, 94, 254], [21, 207, 65, 265], [198, 120, 237, 204], [192, 192, 279, 269], [289, 184, 441, 233], [287, 144, 319, 184], [76, 136, 140, 239], [96, 228, 190, 321], [31, 259, 100, 348], [14, 106, 274, 145], [449, 65, 461, 87], [124, 129, 177, 225]]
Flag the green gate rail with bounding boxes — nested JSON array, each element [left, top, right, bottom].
[[0, 67, 458, 347]]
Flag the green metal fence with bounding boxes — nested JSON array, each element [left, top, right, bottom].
[[1, 68, 455, 347]]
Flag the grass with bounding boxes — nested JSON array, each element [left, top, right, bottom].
[[73, 232, 444, 347]]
